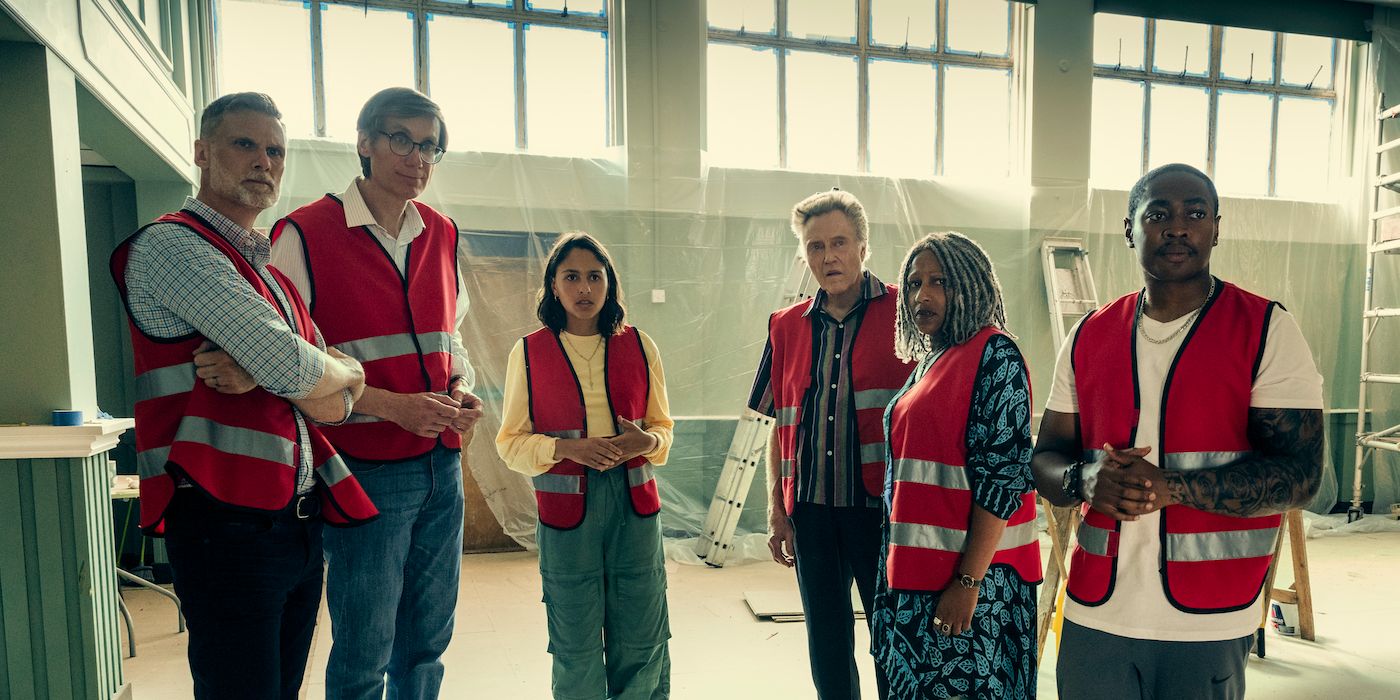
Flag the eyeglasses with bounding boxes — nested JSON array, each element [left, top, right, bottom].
[[377, 130, 446, 164]]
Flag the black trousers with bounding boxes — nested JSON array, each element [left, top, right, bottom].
[[791, 502, 889, 700], [164, 491, 325, 700]]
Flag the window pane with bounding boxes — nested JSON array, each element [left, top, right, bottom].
[[218, 0, 314, 137], [1220, 28, 1274, 83], [1282, 33, 1334, 89], [946, 0, 1009, 56], [525, 25, 608, 155], [708, 0, 775, 34], [322, 5, 415, 141], [1152, 20, 1209, 76], [707, 43, 778, 168], [871, 0, 936, 50], [1093, 13, 1145, 69], [428, 15, 515, 153], [943, 66, 1011, 177], [1090, 78, 1145, 187], [1147, 83, 1207, 171], [1275, 97, 1332, 199], [787, 0, 856, 43], [786, 51, 857, 173], [1214, 91, 1273, 196], [440, 0, 509, 6], [868, 60, 936, 178], [529, 0, 604, 14]]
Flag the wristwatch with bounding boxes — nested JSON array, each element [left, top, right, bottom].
[[1062, 460, 1086, 502], [957, 573, 982, 590]]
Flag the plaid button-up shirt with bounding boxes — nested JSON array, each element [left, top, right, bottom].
[[124, 197, 324, 494]]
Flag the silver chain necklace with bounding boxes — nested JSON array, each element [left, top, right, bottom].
[[1136, 277, 1216, 345]]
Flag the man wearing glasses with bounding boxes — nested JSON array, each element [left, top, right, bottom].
[[271, 86, 482, 699]]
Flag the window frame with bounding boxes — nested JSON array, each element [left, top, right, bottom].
[[215, 0, 616, 151], [706, 0, 1022, 176], [1092, 14, 1342, 197]]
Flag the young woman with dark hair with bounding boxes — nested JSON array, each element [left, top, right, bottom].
[[496, 232, 675, 699]]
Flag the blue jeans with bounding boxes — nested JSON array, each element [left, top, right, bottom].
[[324, 444, 464, 700]]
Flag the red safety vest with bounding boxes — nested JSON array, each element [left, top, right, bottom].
[[1069, 280, 1281, 613], [271, 194, 461, 462], [523, 326, 661, 530], [111, 210, 378, 535], [884, 327, 1042, 591], [770, 286, 911, 515]]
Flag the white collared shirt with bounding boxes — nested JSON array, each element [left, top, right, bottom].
[[269, 178, 475, 386]]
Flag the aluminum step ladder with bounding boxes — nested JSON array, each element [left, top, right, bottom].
[[1351, 91, 1400, 521], [1036, 237, 1099, 657], [696, 253, 818, 567]]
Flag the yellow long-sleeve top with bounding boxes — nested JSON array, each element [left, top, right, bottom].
[[495, 328, 673, 477]]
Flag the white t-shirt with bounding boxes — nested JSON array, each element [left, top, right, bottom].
[[1045, 299, 1323, 642]]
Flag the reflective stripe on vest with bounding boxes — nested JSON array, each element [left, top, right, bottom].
[[278, 195, 460, 462], [114, 210, 378, 534], [853, 387, 897, 411], [1075, 520, 1118, 558], [890, 457, 969, 491], [534, 473, 585, 495], [1069, 282, 1278, 613], [137, 446, 171, 479], [174, 416, 296, 466], [769, 287, 910, 514], [890, 518, 1038, 553], [1167, 528, 1277, 562], [628, 463, 656, 488], [135, 362, 196, 400], [333, 331, 454, 364], [524, 326, 659, 529], [884, 327, 1041, 591]]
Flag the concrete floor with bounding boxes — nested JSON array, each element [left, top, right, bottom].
[[120, 525, 1400, 699]]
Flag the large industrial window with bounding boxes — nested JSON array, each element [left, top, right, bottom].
[[216, 0, 612, 156], [706, 0, 1020, 178], [1090, 14, 1340, 199]]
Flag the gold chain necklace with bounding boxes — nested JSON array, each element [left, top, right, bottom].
[[1137, 277, 1216, 345], [562, 333, 604, 384]]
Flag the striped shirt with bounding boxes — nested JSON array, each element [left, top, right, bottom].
[[124, 197, 323, 494], [748, 271, 887, 508]]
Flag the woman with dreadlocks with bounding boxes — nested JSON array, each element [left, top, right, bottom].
[[871, 232, 1042, 699]]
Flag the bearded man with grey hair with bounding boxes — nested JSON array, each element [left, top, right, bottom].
[[747, 189, 909, 699]]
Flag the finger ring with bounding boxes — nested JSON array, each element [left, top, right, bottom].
[[932, 616, 943, 626], [940, 623, 952, 634]]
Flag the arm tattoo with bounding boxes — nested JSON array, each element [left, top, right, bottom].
[[1163, 408, 1324, 518]]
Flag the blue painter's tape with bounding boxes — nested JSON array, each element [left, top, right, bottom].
[[52, 410, 84, 426]]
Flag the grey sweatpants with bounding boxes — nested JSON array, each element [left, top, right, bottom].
[[1056, 619, 1253, 699]]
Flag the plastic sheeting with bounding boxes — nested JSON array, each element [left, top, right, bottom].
[[252, 59, 1380, 558]]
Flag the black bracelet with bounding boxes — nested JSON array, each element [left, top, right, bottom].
[[1062, 460, 1086, 502]]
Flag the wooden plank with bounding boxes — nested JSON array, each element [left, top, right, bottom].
[[1037, 500, 1077, 657], [0, 460, 37, 699], [1287, 510, 1316, 641]]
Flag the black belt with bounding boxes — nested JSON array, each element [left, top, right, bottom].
[[290, 494, 321, 520]]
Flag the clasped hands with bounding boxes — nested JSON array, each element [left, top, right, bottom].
[[1084, 443, 1176, 521], [553, 417, 657, 471], [389, 379, 483, 438]]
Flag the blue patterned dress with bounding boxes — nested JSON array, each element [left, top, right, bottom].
[[871, 334, 1038, 700]]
